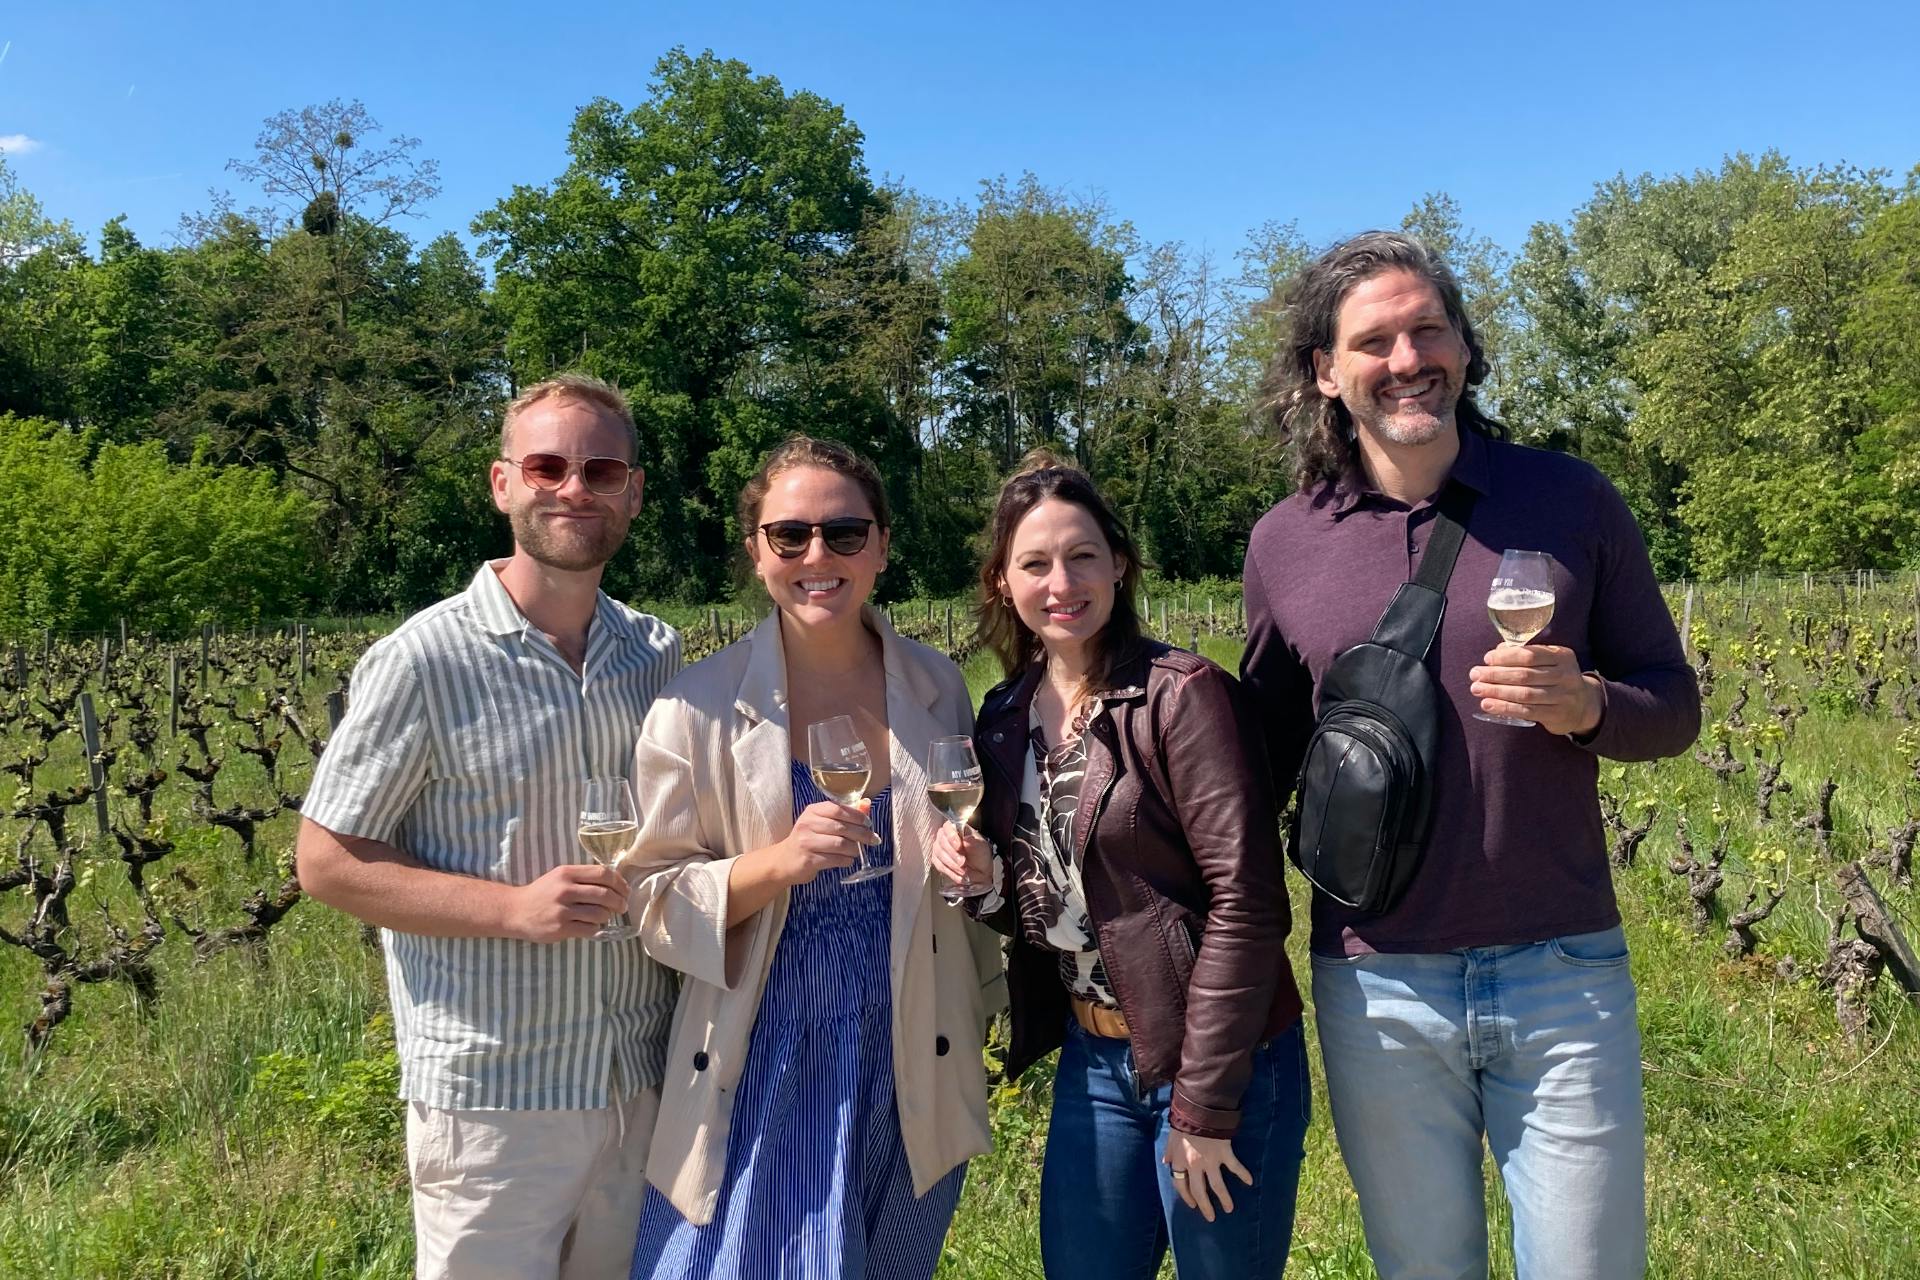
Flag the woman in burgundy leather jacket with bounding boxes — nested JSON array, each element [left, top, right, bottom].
[[931, 454, 1309, 1279]]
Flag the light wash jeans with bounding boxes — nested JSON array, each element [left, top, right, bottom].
[[1310, 926, 1645, 1280]]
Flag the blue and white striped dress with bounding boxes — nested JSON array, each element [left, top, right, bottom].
[[630, 761, 965, 1279]]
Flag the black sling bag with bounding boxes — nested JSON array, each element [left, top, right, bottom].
[[1288, 482, 1476, 914]]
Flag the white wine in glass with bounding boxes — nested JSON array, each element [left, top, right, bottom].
[[578, 776, 639, 941], [928, 735, 989, 904], [1475, 549, 1556, 727], [808, 715, 892, 884]]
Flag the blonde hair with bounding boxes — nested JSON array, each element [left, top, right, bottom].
[[500, 373, 639, 462]]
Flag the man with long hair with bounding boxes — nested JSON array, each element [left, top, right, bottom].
[[1240, 232, 1698, 1279]]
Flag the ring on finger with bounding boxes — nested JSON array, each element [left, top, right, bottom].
[[1169, 1169, 1188, 1180]]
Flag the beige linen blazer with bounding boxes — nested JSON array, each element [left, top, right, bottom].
[[631, 606, 1008, 1226]]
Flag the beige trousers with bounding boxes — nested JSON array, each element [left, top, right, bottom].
[[406, 1087, 660, 1280]]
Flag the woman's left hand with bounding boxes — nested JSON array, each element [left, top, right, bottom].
[[1163, 1130, 1252, 1222]]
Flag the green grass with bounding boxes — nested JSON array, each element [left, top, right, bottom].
[[0, 596, 1914, 1278]]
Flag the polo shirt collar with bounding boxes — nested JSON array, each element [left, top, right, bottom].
[[1327, 424, 1493, 518]]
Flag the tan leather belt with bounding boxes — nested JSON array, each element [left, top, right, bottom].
[[1071, 994, 1130, 1040]]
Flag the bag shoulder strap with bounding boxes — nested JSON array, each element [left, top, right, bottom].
[[1367, 481, 1478, 659]]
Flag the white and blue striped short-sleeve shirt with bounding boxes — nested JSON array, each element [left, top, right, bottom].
[[303, 562, 682, 1111]]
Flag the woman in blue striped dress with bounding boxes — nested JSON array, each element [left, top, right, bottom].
[[626, 437, 1005, 1279]]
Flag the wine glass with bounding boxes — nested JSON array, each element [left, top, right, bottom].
[[807, 716, 892, 884], [927, 736, 989, 904], [578, 776, 639, 940], [1475, 549, 1556, 727]]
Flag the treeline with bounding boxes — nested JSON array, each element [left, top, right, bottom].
[[1, 49, 1917, 633]]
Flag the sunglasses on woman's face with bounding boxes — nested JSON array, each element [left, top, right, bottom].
[[502, 453, 635, 495], [757, 518, 875, 559]]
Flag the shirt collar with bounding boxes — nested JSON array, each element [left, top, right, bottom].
[[468, 560, 531, 637], [1326, 424, 1493, 518], [466, 559, 625, 648]]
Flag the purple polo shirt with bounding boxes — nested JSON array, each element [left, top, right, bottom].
[[1241, 427, 1700, 955]]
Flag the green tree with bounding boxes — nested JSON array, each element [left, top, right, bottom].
[[1504, 153, 1906, 577], [0, 415, 319, 635], [0, 156, 89, 424], [940, 175, 1140, 473], [476, 48, 882, 601]]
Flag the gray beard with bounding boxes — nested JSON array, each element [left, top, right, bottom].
[[509, 507, 631, 573]]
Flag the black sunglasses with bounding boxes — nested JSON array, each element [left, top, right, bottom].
[[502, 453, 635, 496], [757, 517, 875, 559]]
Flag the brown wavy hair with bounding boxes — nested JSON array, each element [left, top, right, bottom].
[[1257, 230, 1506, 492], [976, 451, 1145, 691]]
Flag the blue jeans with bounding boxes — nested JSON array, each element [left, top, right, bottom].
[[1039, 1019, 1310, 1280], [1311, 926, 1646, 1280]]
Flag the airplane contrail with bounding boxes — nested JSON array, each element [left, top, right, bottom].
[[0, 41, 12, 68]]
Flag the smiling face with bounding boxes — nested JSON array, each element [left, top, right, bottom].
[[746, 465, 890, 629], [1313, 268, 1470, 453], [1000, 497, 1124, 665], [490, 395, 643, 573]]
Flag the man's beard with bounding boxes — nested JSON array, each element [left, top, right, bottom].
[[1348, 365, 1463, 446], [509, 505, 632, 572]]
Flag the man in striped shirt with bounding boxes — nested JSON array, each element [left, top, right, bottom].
[[298, 374, 682, 1280]]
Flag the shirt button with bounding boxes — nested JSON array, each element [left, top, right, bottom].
[[692, 1051, 710, 1071], [935, 1035, 951, 1057], [991, 731, 1004, 743]]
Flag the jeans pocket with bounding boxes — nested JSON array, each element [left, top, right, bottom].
[[1547, 925, 1631, 968], [1308, 949, 1367, 968]]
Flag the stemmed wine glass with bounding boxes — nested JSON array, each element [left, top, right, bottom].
[[577, 776, 639, 940], [808, 716, 892, 884], [927, 736, 989, 904], [1475, 549, 1556, 727]]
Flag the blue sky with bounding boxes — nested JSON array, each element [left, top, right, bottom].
[[3, 0, 1916, 266]]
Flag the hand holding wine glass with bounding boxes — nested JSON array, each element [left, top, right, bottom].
[[1471, 550, 1555, 727], [578, 776, 639, 941], [926, 736, 990, 904], [1469, 550, 1604, 735], [809, 715, 893, 884]]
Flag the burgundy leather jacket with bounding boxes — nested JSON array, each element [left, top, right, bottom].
[[972, 640, 1303, 1137]]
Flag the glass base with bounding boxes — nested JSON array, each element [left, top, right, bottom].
[[939, 881, 993, 905], [590, 922, 638, 941], [1472, 711, 1536, 727], [843, 863, 895, 884]]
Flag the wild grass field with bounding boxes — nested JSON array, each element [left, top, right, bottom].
[[0, 581, 1915, 1278]]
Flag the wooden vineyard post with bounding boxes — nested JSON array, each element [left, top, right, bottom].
[[1912, 571, 1919, 662], [1189, 621, 1200, 653], [42, 629, 51, 665], [325, 691, 348, 734], [168, 653, 181, 738], [297, 623, 309, 685], [78, 692, 111, 838], [1837, 862, 1920, 1003], [200, 624, 212, 689], [945, 603, 955, 655], [1680, 583, 1695, 660], [1157, 602, 1167, 636], [1207, 597, 1215, 633], [99, 635, 110, 686], [11, 646, 23, 688]]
